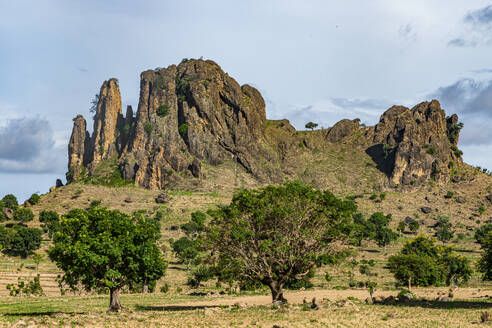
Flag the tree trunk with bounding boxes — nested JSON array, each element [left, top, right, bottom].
[[109, 287, 122, 312], [269, 281, 287, 304], [407, 277, 411, 291]]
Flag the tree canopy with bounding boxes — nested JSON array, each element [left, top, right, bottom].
[[49, 207, 167, 311], [389, 236, 471, 289], [205, 181, 358, 303]]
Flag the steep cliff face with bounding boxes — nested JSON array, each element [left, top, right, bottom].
[[89, 78, 123, 170], [67, 58, 464, 190], [67, 115, 89, 182], [368, 100, 462, 186]]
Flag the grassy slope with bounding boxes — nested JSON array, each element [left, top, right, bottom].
[[1, 128, 492, 326]]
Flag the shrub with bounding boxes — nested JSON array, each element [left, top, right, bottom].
[[409, 221, 419, 234], [2, 194, 18, 210], [178, 123, 189, 139], [160, 283, 169, 294], [144, 122, 153, 136], [6, 274, 44, 296], [13, 208, 34, 223], [28, 193, 40, 205], [444, 191, 454, 199], [157, 104, 170, 117]]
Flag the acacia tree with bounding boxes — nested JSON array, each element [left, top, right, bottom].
[[205, 181, 358, 303], [305, 122, 318, 131], [49, 207, 166, 311]]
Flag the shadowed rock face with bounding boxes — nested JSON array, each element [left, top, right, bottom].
[[370, 100, 461, 186], [67, 59, 463, 190]]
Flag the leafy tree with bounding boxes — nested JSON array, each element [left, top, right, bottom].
[[39, 210, 60, 238], [49, 207, 166, 311], [13, 208, 34, 223], [5, 226, 43, 258], [478, 231, 492, 280], [305, 122, 318, 131], [181, 211, 207, 237], [171, 237, 199, 267], [2, 194, 18, 210], [389, 236, 471, 289], [409, 221, 420, 234], [205, 181, 358, 303], [397, 221, 405, 237], [435, 216, 454, 243], [369, 212, 396, 253], [27, 193, 40, 205], [475, 224, 492, 245]]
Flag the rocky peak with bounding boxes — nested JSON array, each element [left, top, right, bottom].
[[67, 115, 89, 182], [67, 59, 464, 191], [89, 78, 123, 169], [370, 100, 462, 186]]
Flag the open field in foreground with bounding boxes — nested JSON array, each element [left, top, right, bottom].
[[1, 288, 492, 327]]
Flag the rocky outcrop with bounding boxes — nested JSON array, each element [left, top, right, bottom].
[[326, 119, 360, 142], [67, 59, 464, 190], [89, 78, 123, 170], [67, 115, 89, 182], [370, 100, 461, 186]]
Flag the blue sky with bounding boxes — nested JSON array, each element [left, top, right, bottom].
[[1, 0, 492, 201]]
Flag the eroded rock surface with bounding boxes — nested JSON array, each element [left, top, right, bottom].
[[67, 59, 464, 190]]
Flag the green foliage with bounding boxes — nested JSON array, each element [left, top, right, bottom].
[[6, 274, 44, 296], [3, 226, 43, 258], [447, 122, 464, 144], [80, 159, 133, 188], [435, 216, 454, 243], [181, 211, 207, 237], [445, 191, 454, 199], [171, 237, 199, 265], [178, 123, 189, 139], [478, 231, 492, 280], [90, 94, 99, 114], [389, 236, 471, 288], [475, 224, 492, 245], [205, 181, 358, 302], [13, 208, 34, 223], [160, 283, 169, 293], [144, 122, 153, 136], [2, 194, 18, 210], [28, 193, 40, 205], [157, 104, 170, 117], [186, 265, 214, 288], [39, 210, 60, 238], [409, 221, 420, 234], [426, 146, 436, 154], [479, 205, 486, 216], [49, 207, 166, 310], [379, 192, 386, 201], [305, 122, 318, 131], [397, 221, 406, 234]]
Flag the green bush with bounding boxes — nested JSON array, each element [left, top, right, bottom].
[[144, 122, 153, 136], [5, 226, 43, 258], [39, 210, 60, 238], [14, 208, 34, 223], [27, 193, 40, 205], [178, 123, 189, 139], [157, 104, 170, 117], [160, 283, 169, 294], [1, 194, 18, 210]]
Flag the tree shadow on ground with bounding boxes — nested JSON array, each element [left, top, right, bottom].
[[135, 305, 221, 312], [378, 299, 492, 310], [4, 311, 86, 317], [365, 144, 395, 177]]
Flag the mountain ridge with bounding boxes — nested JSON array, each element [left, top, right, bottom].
[[67, 58, 469, 191]]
